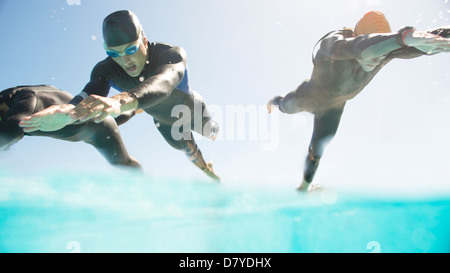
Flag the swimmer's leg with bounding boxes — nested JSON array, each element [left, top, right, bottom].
[[34, 117, 142, 170], [155, 119, 220, 181], [186, 91, 219, 140], [298, 107, 345, 191], [184, 139, 220, 181], [87, 117, 142, 170]]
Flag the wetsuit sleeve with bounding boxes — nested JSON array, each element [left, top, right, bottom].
[[125, 46, 187, 109], [114, 110, 136, 125], [388, 47, 425, 60], [0, 91, 36, 149], [319, 30, 407, 61], [388, 26, 450, 60], [69, 64, 111, 105]]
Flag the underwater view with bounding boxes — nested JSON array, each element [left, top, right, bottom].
[[1, 168, 449, 253], [1, 0, 450, 255]]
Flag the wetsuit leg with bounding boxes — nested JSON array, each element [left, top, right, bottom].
[[84, 117, 142, 169], [154, 119, 220, 181], [185, 91, 219, 140], [303, 107, 345, 184], [154, 119, 191, 151], [31, 116, 142, 170]]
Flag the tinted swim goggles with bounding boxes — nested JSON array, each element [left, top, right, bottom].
[[104, 42, 141, 58]]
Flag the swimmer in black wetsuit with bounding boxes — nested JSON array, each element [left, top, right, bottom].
[[20, 10, 220, 181], [1, 85, 141, 169], [267, 11, 450, 192]]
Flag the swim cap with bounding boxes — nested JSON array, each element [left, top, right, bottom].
[[354, 11, 391, 36], [103, 10, 142, 47]]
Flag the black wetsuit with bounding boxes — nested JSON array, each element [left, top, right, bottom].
[[0, 85, 141, 169], [276, 27, 450, 184], [70, 42, 217, 154]]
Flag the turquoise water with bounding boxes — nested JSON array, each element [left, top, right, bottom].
[[0, 169, 449, 253]]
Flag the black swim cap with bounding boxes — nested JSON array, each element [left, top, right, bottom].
[[103, 10, 142, 47]]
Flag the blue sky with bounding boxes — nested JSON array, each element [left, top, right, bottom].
[[1, 0, 450, 194]]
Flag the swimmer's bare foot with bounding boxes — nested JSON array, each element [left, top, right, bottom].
[[185, 142, 220, 182], [204, 162, 220, 182]]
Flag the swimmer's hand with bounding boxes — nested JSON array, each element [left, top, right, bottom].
[[267, 95, 284, 114], [404, 29, 450, 54], [69, 93, 138, 123], [19, 104, 77, 132]]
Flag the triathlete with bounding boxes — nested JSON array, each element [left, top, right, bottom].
[[1, 84, 141, 169], [20, 10, 220, 181], [267, 11, 450, 191]]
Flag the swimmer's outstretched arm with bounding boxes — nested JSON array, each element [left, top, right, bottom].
[[319, 29, 412, 61], [114, 109, 144, 126], [125, 46, 187, 109], [19, 104, 77, 133], [21, 45, 187, 130], [70, 46, 187, 123], [19, 73, 110, 132], [402, 28, 450, 54], [321, 26, 450, 62]]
